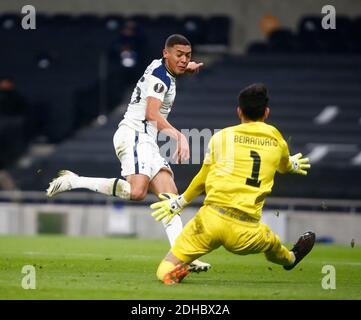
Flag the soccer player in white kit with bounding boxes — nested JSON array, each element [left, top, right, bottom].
[[46, 34, 210, 272]]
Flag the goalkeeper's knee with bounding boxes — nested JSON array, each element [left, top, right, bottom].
[[156, 260, 176, 281]]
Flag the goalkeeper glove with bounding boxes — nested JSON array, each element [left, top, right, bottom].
[[150, 193, 189, 224], [289, 153, 311, 175]]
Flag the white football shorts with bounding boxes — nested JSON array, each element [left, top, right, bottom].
[[113, 124, 173, 180]]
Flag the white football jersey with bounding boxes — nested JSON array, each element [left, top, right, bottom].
[[119, 58, 176, 140]]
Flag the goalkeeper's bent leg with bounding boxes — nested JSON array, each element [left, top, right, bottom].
[[264, 235, 295, 266]]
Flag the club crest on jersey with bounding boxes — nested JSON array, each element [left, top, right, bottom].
[[154, 83, 165, 93]]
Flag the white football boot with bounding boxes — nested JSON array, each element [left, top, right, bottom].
[[46, 170, 78, 197], [189, 259, 211, 273]]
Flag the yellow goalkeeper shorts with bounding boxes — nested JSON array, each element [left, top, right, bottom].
[[171, 204, 281, 263]]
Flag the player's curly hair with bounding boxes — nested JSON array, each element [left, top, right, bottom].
[[165, 34, 191, 48], [238, 83, 269, 121]]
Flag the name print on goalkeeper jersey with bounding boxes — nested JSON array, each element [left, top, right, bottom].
[[203, 121, 290, 222]]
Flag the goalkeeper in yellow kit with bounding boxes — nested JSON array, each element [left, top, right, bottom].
[[150, 83, 316, 284]]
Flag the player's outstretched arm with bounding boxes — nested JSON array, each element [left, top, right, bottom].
[[150, 163, 210, 223], [288, 153, 311, 175]]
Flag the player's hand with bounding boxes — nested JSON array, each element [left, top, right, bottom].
[[150, 193, 187, 224], [186, 61, 204, 74], [289, 153, 311, 175], [173, 133, 189, 164]]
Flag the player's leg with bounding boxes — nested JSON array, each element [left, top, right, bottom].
[[261, 225, 316, 269], [46, 169, 131, 199], [263, 225, 316, 270], [46, 125, 132, 199], [219, 216, 296, 266], [46, 171, 151, 201], [149, 169, 211, 272], [282, 231, 316, 270], [264, 232, 296, 266], [149, 169, 183, 246], [156, 206, 220, 284]]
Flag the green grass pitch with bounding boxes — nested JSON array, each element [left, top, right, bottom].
[[0, 235, 360, 300]]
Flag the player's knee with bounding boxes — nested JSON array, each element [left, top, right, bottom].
[[130, 187, 148, 201]]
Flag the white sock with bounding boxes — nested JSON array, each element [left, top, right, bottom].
[[161, 214, 183, 246], [71, 176, 131, 200], [112, 178, 131, 200]]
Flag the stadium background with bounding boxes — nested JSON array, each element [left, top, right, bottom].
[[0, 0, 361, 300]]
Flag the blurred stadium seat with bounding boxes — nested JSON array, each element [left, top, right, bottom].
[[204, 16, 231, 45], [249, 15, 361, 55], [268, 28, 297, 53], [181, 15, 206, 45], [247, 42, 269, 54], [351, 16, 361, 53], [0, 13, 21, 31]]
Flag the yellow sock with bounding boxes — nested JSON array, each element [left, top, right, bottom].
[[265, 241, 296, 266], [289, 251, 296, 264], [156, 260, 176, 281]]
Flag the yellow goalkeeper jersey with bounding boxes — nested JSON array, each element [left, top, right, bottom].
[[203, 121, 290, 221]]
